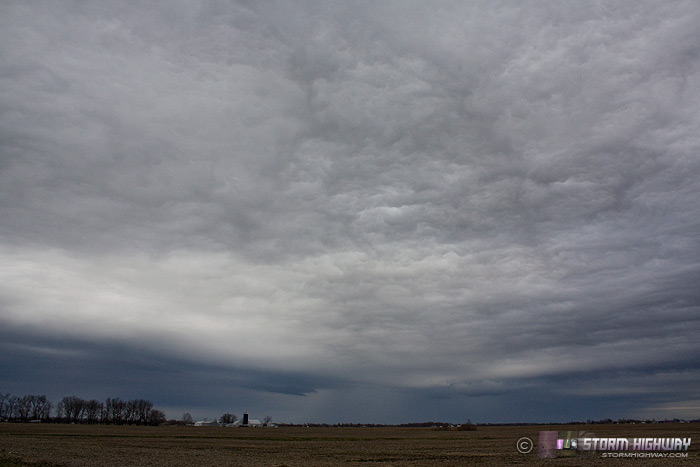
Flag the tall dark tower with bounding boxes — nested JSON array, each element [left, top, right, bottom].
[[242, 412, 249, 426]]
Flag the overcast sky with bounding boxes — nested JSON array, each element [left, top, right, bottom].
[[2, 1, 700, 424]]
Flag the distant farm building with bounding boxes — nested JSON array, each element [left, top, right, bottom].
[[194, 420, 219, 426], [232, 412, 262, 427]]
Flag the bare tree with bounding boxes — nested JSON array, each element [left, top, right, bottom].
[[7, 396, 19, 420], [29, 395, 51, 421], [182, 412, 194, 425], [125, 399, 139, 424], [263, 415, 272, 426], [136, 399, 153, 426], [85, 399, 103, 424], [0, 393, 10, 420], [18, 395, 51, 422], [62, 396, 85, 423], [103, 398, 112, 424], [109, 398, 126, 425], [100, 400, 109, 424], [148, 409, 166, 426], [16, 395, 32, 422], [219, 413, 237, 424], [56, 399, 65, 423], [41, 399, 53, 421]]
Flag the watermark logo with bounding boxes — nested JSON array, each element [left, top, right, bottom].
[[516, 437, 534, 454], [580, 437, 691, 452], [534, 431, 692, 459]]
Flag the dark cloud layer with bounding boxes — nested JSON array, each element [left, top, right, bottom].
[[1, 1, 700, 423]]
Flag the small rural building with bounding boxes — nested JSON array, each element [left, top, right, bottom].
[[232, 412, 263, 427], [232, 418, 262, 427], [194, 420, 219, 426]]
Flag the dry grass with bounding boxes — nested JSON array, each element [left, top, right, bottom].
[[1, 422, 698, 466]]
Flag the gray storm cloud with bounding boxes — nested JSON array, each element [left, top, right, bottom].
[[1, 1, 699, 422]]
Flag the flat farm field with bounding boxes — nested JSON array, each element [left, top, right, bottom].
[[1, 423, 698, 466]]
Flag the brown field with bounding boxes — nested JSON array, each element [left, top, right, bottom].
[[1, 422, 698, 466]]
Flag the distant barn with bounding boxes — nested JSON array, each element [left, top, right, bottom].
[[232, 412, 263, 427], [194, 420, 219, 427]]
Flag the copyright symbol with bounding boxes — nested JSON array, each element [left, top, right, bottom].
[[517, 437, 534, 454]]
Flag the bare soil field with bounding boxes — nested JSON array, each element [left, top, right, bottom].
[[1, 422, 698, 466]]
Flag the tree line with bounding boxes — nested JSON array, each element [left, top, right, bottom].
[[0, 393, 166, 425]]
